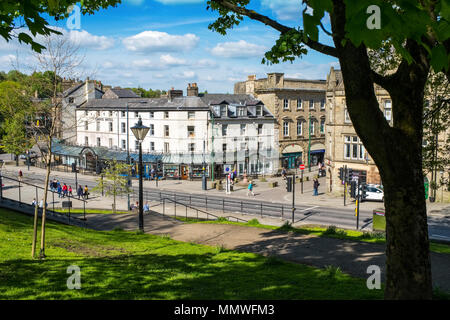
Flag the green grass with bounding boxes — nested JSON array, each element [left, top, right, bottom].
[[0, 208, 384, 300], [174, 218, 450, 255], [54, 209, 130, 215]]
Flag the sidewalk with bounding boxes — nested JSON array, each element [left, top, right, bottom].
[[2, 162, 449, 216]]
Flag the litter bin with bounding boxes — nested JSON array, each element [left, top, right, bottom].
[[372, 208, 385, 232]]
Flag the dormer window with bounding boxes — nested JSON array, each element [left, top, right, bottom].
[[220, 106, 227, 117], [256, 106, 262, 116]]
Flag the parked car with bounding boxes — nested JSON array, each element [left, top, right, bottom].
[[360, 185, 384, 202], [19, 151, 37, 159]]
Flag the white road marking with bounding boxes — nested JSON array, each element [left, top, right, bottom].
[[298, 206, 319, 212]]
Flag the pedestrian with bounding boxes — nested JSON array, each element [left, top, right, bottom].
[[49, 180, 54, 192], [77, 185, 83, 199], [313, 178, 320, 196], [57, 184, 62, 198], [247, 180, 255, 196], [18, 169, 23, 182], [143, 202, 150, 213], [31, 198, 37, 207], [68, 185, 73, 197], [281, 167, 287, 180], [83, 185, 89, 200], [62, 183, 68, 198]]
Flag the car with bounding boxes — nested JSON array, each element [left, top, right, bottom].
[[19, 151, 37, 159], [360, 185, 384, 202]]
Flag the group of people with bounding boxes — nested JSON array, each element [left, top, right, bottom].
[[130, 201, 150, 213], [49, 179, 89, 200]]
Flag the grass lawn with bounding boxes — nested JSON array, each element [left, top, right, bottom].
[[0, 208, 384, 300], [174, 217, 450, 255]]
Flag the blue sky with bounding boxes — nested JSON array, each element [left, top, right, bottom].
[[0, 0, 339, 93]]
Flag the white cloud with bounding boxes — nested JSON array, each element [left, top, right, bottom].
[[211, 40, 267, 59], [68, 30, 114, 50], [160, 54, 186, 66], [0, 54, 16, 67], [131, 54, 187, 70], [174, 70, 196, 79], [261, 0, 302, 21], [123, 30, 199, 53], [196, 59, 217, 68]]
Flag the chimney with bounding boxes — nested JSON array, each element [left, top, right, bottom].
[[248, 75, 256, 81], [168, 88, 183, 101], [187, 83, 199, 97]]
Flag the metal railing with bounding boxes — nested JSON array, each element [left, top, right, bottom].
[[0, 173, 87, 223], [159, 196, 248, 223]]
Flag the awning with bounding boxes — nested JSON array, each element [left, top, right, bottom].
[[282, 144, 303, 153], [310, 143, 325, 151]]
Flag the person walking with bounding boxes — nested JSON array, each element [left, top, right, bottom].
[[62, 184, 68, 198], [281, 167, 287, 180], [247, 180, 255, 196], [83, 185, 89, 200], [313, 178, 320, 196], [68, 185, 73, 197], [18, 169, 23, 182], [143, 202, 150, 213], [31, 198, 37, 207], [77, 185, 83, 199], [57, 184, 62, 198]]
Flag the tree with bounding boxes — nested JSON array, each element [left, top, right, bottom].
[[92, 160, 132, 213], [206, 0, 450, 299], [0, 118, 33, 165], [0, 0, 121, 52]]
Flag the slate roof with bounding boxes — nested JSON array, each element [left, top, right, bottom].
[[199, 93, 261, 106], [106, 88, 140, 98], [62, 82, 84, 97]]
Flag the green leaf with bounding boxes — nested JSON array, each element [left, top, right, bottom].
[[430, 45, 449, 72]]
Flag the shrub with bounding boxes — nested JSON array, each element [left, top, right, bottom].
[[216, 217, 228, 222], [278, 221, 294, 232], [323, 225, 337, 235], [247, 218, 260, 226]]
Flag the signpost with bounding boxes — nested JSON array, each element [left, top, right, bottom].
[[299, 164, 305, 194]]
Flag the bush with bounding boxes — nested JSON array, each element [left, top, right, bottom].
[[216, 217, 228, 222], [323, 225, 337, 235], [278, 221, 294, 232], [247, 218, 260, 226]]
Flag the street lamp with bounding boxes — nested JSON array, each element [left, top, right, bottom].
[[131, 117, 150, 232]]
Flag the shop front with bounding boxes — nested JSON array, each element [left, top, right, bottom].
[[309, 143, 325, 166], [281, 145, 303, 169]]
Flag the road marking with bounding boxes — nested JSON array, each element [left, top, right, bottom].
[[298, 206, 319, 213]]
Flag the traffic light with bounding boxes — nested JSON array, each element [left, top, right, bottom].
[[360, 171, 367, 184], [339, 167, 344, 181], [347, 168, 354, 183], [71, 162, 77, 173], [361, 184, 367, 200], [350, 180, 357, 198], [157, 160, 162, 172]]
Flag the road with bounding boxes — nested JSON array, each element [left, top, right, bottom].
[[3, 168, 450, 242]]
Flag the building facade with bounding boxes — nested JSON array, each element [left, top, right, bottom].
[[325, 67, 392, 194], [234, 73, 327, 171]]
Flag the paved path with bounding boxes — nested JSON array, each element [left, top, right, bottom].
[[85, 211, 450, 293]]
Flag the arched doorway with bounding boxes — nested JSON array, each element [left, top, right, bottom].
[[281, 144, 303, 169]]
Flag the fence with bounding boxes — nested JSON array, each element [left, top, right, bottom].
[[0, 173, 87, 224]]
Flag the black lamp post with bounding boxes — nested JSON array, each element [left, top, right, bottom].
[[131, 117, 150, 232]]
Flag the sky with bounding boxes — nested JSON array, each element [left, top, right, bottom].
[[0, 0, 339, 94]]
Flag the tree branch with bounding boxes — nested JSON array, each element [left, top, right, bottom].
[[211, 0, 338, 57]]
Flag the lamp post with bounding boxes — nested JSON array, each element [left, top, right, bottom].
[[131, 117, 150, 232], [0, 160, 4, 199], [126, 102, 131, 211]]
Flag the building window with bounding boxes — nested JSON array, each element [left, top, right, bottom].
[[320, 99, 325, 110], [283, 121, 289, 137], [149, 124, 154, 136], [297, 99, 302, 110], [164, 111, 169, 119], [344, 108, 351, 123], [84, 137, 88, 146], [149, 111, 154, 118], [257, 124, 263, 135], [108, 122, 113, 132], [97, 137, 101, 147], [109, 111, 113, 117], [84, 121, 88, 130], [164, 125, 169, 137], [309, 100, 314, 110], [384, 100, 392, 121], [188, 143, 195, 152], [221, 106, 227, 117], [240, 124, 246, 135], [121, 139, 126, 149], [237, 107, 246, 116], [109, 138, 112, 148], [96, 121, 100, 131], [297, 120, 303, 136], [121, 111, 126, 117], [187, 126, 195, 138], [256, 106, 262, 116], [222, 124, 228, 136], [188, 111, 195, 119], [283, 99, 289, 110], [164, 142, 169, 153], [310, 119, 315, 135], [320, 117, 325, 133], [121, 122, 126, 133], [150, 141, 155, 151], [134, 112, 139, 118], [222, 143, 227, 152], [344, 136, 365, 160]]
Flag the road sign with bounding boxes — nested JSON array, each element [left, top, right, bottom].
[[299, 164, 305, 170]]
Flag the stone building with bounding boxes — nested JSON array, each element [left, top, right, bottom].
[[234, 73, 327, 171], [325, 67, 391, 194]]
